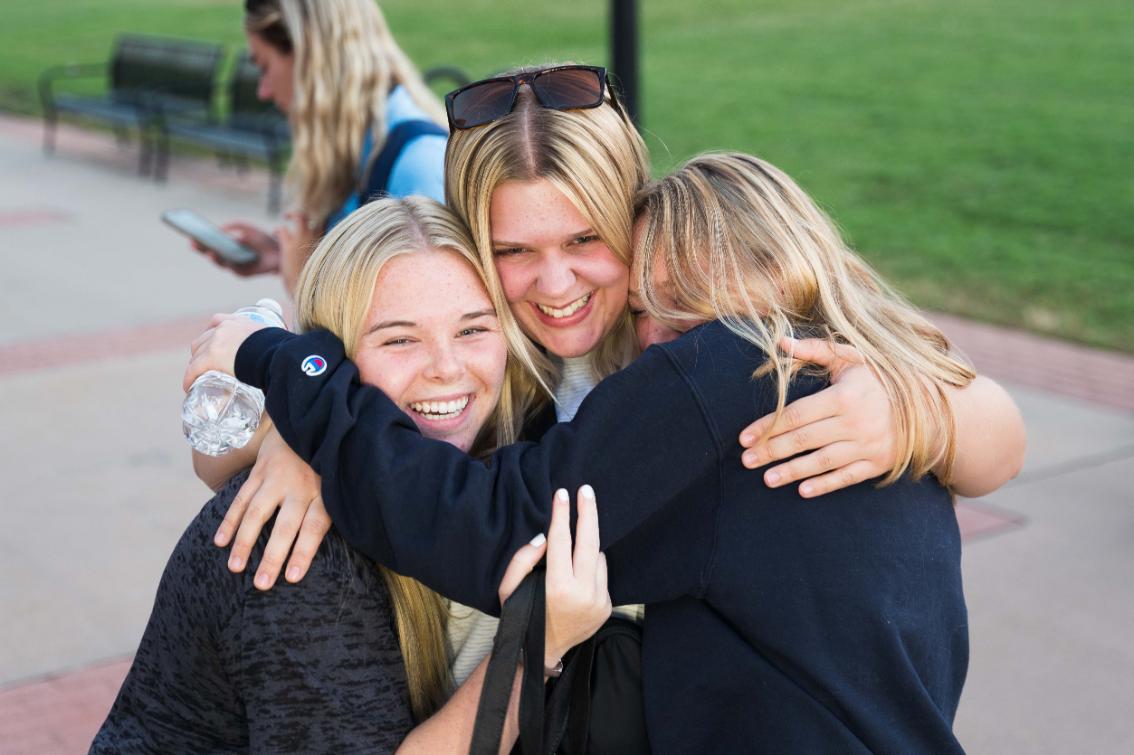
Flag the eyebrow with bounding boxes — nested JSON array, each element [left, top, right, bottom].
[[366, 309, 497, 335], [491, 228, 596, 247]]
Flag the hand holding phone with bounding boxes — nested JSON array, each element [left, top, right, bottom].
[[163, 210, 282, 277]]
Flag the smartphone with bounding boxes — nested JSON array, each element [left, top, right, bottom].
[[162, 209, 260, 266]]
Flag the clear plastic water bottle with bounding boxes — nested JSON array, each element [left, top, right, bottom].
[[182, 298, 286, 456]]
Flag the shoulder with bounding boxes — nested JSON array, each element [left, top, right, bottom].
[[654, 320, 830, 436], [382, 85, 447, 203], [656, 320, 767, 378], [159, 473, 254, 614], [386, 130, 446, 203]]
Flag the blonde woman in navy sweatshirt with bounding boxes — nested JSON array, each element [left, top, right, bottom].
[[189, 151, 998, 752]]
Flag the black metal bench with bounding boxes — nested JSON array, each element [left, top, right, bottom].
[[40, 36, 471, 213], [156, 52, 291, 212], [154, 62, 470, 214], [38, 34, 224, 175]]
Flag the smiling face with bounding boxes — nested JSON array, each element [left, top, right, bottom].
[[247, 31, 295, 113], [489, 179, 629, 359], [353, 250, 507, 452]]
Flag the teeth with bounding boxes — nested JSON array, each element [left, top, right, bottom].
[[536, 292, 591, 319], [409, 395, 469, 419]]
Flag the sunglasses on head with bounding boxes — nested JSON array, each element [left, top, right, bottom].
[[445, 64, 626, 130]]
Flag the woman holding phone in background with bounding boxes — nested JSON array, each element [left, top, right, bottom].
[[191, 0, 447, 296], [191, 0, 450, 490]]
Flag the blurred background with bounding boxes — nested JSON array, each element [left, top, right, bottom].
[[0, 1, 1130, 753]]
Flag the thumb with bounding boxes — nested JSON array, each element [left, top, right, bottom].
[[780, 336, 863, 375], [498, 533, 547, 606]]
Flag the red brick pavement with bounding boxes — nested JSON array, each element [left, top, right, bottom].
[[930, 311, 1134, 413], [0, 315, 214, 377], [0, 658, 130, 754]]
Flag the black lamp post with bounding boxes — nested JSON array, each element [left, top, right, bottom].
[[610, 0, 640, 124]]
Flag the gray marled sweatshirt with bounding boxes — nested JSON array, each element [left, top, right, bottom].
[[90, 471, 414, 754]]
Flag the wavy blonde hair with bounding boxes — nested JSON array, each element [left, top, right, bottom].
[[246, 0, 446, 225], [635, 152, 977, 486], [295, 196, 526, 720], [444, 65, 650, 404]]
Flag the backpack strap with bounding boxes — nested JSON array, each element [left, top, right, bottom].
[[361, 119, 447, 202], [470, 569, 543, 755]]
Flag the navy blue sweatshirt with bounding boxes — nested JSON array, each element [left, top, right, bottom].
[[236, 320, 968, 754]]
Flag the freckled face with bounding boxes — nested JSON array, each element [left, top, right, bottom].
[[354, 251, 507, 453], [489, 179, 629, 358], [246, 31, 295, 113]]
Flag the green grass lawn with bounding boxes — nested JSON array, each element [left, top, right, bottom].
[[2, 0, 1131, 351]]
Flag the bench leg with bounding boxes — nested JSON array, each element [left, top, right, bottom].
[[42, 112, 57, 155], [152, 128, 171, 183], [137, 122, 155, 177]]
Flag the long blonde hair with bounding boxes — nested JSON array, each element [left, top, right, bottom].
[[444, 65, 650, 403], [245, 0, 446, 225], [635, 152, 977, 485], [295, 196, 524, 720]]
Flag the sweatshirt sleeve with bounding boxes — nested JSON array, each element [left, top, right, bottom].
[[236, 328, 722, 614]]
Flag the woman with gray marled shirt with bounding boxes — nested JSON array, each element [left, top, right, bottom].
[[92, 198, 609, 753]]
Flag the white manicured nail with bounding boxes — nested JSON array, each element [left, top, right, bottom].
[[580, 484, 595, 501], [555, 488, 569, 504], [529, 533, 547, 548]]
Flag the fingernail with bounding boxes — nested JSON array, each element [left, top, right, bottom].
[[742, 451, 757, 468], [580, 484, 595, 501], [255, 573, 270, 589], [800, 482, 813, 497], [214, 529, 228, 546], [529, 533, 547, 548], [229, 555, 244, 571], [765, 470, 780, 486], [739, 432, 754, 445], [286, 566, 301, 582], [555, 488, 569, 504]]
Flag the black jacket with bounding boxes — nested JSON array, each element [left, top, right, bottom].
[[237, 320, 968, 754]]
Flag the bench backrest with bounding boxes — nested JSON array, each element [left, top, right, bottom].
[[110, 34, 224, 107]]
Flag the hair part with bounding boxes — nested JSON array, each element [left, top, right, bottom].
[[246, 0, 447, 225], [444, 65, 650, 403], [635, 152, 977, 486], [295, 196, 530, 720]]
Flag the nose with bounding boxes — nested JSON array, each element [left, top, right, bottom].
[[636, 314, 681, 350], [535, 250, 577, 299], [424, 339, 464, 383]]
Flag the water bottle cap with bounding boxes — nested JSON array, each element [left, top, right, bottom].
[[255, 298, 284, 317]]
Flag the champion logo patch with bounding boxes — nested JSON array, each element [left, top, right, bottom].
[[300, 355, 327, 377]]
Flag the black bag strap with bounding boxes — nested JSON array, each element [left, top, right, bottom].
[[470, 573, 535, 754], [361, 118, 447, 202], [564, 636, 597, 753], [519, 574, 550, 754]]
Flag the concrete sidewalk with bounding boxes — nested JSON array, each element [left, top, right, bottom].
[[1, 114, 1131, 754]]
